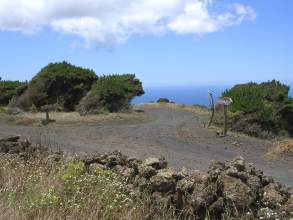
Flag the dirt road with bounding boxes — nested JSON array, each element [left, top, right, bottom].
[[0, 106, 292, 186]]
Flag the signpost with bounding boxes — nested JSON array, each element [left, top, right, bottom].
[[208, 91, 215, 127], [218, 97, 233, 136]]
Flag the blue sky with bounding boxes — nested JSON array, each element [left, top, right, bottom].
[[0, 0, 292, 86]]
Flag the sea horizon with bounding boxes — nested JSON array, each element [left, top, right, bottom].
[[133, 84, 293, 107]]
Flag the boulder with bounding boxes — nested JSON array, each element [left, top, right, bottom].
[[143, 157, 168, 170], [177, 167, 189, 180], [138, 165, 157, 179], [105, 151, 127, 168], [46, 153, 62, 164], [119, 166, 136, 180], [224, 166, 248, 181], [134, 176, 149, 191], [80, 153, 105, 166], [0, 136, 35, 154], [280, 196, 293, 218], [191, 182, 218, 210], [220, 175, 256, 210], [151, 192, 172, 207], [149, 168, 177, 193], [176, 178, 195, 194], [208, 160, 225, 180], [209, 197, 225, 218], [89, 163, 108, 171], [177, 170, 209, 194], [1, 135, 21, 142], [262, 183, 287, 208], [228, 156, 246, 172], [127, 157, 141, 174], [246, 174, 262, 193], [261, 175, 275, 187]]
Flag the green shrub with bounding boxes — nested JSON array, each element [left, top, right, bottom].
[[157, 98, 170, 103], [77, 74, 144, 114], [0, 107, 7, 113], [0, 80, 27, 106], [222, 80, 293, 136], [16, 61, 98, 111]]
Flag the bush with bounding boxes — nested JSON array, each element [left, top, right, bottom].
[[77, 74, 144, 114], [157, 98, 170, 103], [0, 153, 174, 220], [0, 107, 7, 113], [15, 61, 98, 111], [0, 80, 27, 106], [222, 80, 293, 137]]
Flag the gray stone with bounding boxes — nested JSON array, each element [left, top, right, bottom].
[[246, 175, 262, 193], [191, 183, 218, 210], [228, 156, 246, 172], [262, 183, 286, 208], [138, 165, 157, 179], [221, 175, 256, 210], [209, 197, 224, 217], [149, 168, 177, 193], [143, 157, 168, 170]]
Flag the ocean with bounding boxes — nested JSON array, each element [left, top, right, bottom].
[[133, 85, 293, 107]]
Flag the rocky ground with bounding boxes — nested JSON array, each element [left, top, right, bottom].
[[0, 104, 292, 186], [82, 151, 293, 219]]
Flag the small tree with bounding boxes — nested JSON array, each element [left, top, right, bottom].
[[16, 61, 98, 111], [77, 74, 144, 114]]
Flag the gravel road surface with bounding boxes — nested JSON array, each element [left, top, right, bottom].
[[0, 106, 292, 186]]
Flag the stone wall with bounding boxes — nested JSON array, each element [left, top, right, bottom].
[[81, 151, 293, 219]]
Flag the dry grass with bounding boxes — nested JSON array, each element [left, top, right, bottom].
[[0, 108, 150, 126], [265, 139, 293, 160], [272, 139, 293, 154], [0, 153, 175, 220], [138, 103, 209, 116]]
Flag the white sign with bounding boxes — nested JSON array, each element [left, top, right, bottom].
[[218, 97, 233, 106]]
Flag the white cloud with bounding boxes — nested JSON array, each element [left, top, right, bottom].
[[0, 0, 256, 46]]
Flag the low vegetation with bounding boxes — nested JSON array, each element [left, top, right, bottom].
[[0, 79, 27, 106], [0, 155, 175, 220], [0, 137, 174, 220], [220, 80, 293, 138], [157, 98, 170, 103]]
